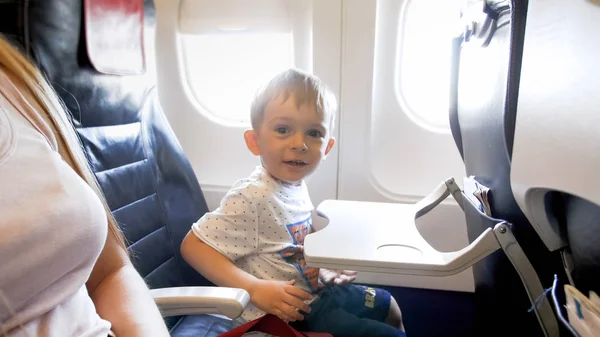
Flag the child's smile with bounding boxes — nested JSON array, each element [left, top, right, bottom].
[[284, 159, 308, 168]]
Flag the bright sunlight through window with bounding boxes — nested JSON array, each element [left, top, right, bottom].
[[396, 0, 458, 132], [181, 33, 294, 125]]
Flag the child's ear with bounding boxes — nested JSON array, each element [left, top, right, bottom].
[[324, 137, 336, 156], [244, 129, 261, 155]]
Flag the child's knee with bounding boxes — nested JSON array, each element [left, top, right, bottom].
[[386, 296, 405, 332]]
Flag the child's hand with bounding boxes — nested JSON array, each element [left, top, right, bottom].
[[247, 279, 312, 322], [319, 269, 358, 285]]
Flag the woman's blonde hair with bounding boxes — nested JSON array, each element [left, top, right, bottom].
[[0, 36, 125, 248]]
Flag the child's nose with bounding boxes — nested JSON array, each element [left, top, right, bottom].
[[290, 134, 308, 152]]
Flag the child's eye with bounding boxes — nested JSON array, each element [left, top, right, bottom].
[[275, 127, 289, 134], [307, 130, 323, 138]]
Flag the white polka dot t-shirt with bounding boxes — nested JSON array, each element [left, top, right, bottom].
[[191, 166, 321, 322]]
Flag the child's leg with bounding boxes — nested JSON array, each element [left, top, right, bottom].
[[332, 284, 403, 328], [300, 284, 406, 336], [387, 296, 405, 332], [349, 284, 405, 332], [307, 307, 404, 337]]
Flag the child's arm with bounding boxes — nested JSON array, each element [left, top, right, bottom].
[[181, 231, 313, 322]]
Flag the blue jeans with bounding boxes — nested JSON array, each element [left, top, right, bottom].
[[291, 284, 406, 337]]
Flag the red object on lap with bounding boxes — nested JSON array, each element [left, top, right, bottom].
[[217, 314, 332, 337]]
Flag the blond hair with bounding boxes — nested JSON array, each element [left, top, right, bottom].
[[0, 36, 125, 248], [250, 68, 338, 132]]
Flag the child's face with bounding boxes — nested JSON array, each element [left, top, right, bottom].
[[245, 93, 335, 184]]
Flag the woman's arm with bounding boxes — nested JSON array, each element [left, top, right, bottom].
[[86, 225, 170, 337]]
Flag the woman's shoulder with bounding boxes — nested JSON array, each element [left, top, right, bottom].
[[0, 68, 58, 151]]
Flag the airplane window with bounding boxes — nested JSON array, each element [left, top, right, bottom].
[[181, 32, 294, 125], [396, 0, 458, 132]]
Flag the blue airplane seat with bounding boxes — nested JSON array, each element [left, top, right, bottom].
[[450, 1, 565, 336], [0, 0, 239, 335], [510, 0, 600, 334]]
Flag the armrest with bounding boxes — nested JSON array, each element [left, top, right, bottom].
[[150, 286, 250, 319]]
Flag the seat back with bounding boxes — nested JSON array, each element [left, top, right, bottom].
[[511, 0, 600, 298], [0, 0, 210, 293], [450, 1, 563, 335]]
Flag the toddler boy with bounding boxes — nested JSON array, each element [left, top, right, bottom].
[[181, 69, 405, 337]]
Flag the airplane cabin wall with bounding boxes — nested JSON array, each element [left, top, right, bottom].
[[337, 0, 471, 292], [154, 0, 473, 293], [154, 0, 341, 212]]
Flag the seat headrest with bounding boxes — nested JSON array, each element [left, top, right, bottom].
[[0, 0, 145, 76], [84, 0, 145, 75]]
